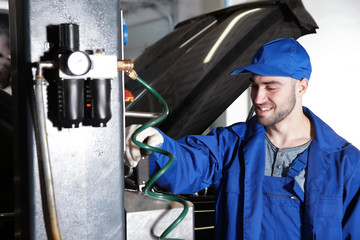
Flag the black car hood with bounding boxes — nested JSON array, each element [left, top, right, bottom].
[[125, 0, 318, 139]]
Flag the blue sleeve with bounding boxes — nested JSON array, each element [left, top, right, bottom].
[[149, 126, 240, 194], [342, 146, 360, 238]]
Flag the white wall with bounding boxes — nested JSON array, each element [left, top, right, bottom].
[[298, 0, 360, 149], [178, 0, 222, 21], [223, 0, 360, 149]]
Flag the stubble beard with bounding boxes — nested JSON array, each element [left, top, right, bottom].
[[256, 91, 296, 127]]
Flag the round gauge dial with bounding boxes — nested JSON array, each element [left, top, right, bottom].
[[66, 51, 91, 76]]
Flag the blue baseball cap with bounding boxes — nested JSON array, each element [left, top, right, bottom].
[[231, 38, 311, 80]]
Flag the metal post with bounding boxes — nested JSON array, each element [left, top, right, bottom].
[[9, 0, 125, 239]]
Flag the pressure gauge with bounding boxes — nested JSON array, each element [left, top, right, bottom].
[[64, 51, 91, 76]]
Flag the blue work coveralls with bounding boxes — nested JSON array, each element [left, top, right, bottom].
[[149, 107, 360, 239]]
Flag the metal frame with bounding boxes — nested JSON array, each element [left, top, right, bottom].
[[9, 0, 125, 239]]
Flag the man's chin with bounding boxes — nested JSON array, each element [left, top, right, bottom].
[[256, 115, 273, 127]]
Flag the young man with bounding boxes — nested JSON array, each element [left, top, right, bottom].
[[125, 38, 360, 239]]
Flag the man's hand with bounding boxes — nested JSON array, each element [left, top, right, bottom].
[[124, 124, 164, 168]]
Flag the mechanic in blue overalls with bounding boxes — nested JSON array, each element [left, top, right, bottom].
[[125, 38, 360, 239]]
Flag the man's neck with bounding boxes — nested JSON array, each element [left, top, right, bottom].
[[265, 111, 314, 149]]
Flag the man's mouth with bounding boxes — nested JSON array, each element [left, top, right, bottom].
[[256, 106, 273, 115]]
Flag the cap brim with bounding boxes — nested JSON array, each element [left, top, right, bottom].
[[231, 64, 289, 77]]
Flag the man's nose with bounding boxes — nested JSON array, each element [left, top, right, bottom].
[[252, 88, 267, 104]]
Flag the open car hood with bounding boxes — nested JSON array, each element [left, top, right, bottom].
[[125, 0, 318, 139]]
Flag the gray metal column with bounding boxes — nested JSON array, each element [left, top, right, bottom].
[[9, 0, 125, 239]]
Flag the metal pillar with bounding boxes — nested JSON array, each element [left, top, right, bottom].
[[9, 0, 125, 239]]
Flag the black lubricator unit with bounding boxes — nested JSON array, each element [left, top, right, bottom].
[[41, 23, 117, 128]]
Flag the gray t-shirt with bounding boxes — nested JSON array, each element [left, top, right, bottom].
[[265, 134, 311, 191]]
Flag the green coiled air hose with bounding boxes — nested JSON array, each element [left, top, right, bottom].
[[130, 75, 189, 240]]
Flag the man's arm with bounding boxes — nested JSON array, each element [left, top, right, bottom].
[[125, 124, 239, 194]]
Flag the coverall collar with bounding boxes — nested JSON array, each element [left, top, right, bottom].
[[302, 107, 350, 153], [245, 106, 350, 154]]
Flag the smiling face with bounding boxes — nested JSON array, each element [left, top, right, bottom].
[[250, 74, 299, 127]]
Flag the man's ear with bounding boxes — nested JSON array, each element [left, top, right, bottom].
[[297, 78, 309, 96]]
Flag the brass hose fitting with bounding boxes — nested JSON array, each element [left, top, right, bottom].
[[117, 59, 134, 72], [117, 59, 138, 80], [126, 69, 138, 80]]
